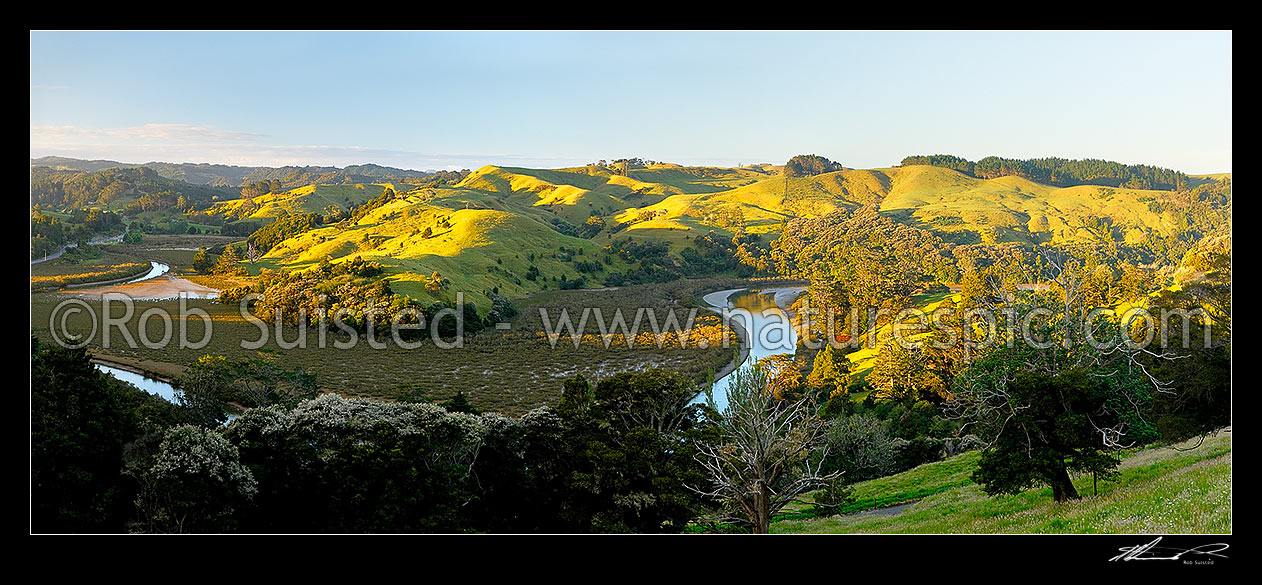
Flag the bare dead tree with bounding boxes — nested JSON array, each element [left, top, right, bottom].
[[687, 365, 839, 533]]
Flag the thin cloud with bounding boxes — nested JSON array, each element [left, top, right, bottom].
[[31, 123, 261, 144], [30, 131, 590, 171], [30, 123, 596, 170]]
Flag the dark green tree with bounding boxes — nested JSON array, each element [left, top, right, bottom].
[[440, 390, 481, 415], [969, 368, 1123, 502], [559, 370, 714, 532], [784, 154, 844, 177], [212, 243, 246, 276], [224, 396, 483, 533], [192, 247, 214, 274], [30, 341, 175, 532], [950, 248, 1169, 503]]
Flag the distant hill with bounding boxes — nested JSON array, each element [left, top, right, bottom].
[[30, 165, 237, 211], [30, 157, 434, 188], [30, 156, 132, 173], [900, 154, 1192, 190]]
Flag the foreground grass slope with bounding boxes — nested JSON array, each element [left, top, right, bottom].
[[774, 430, 1232, 534]]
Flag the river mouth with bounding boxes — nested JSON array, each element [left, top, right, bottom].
[[693, 286, 806, 412]]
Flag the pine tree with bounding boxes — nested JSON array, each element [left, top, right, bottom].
[[807, 343, 850, 394], [193, 247, 214, 274]]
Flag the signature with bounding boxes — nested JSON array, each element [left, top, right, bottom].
[[1110, 537, 1230, 562]]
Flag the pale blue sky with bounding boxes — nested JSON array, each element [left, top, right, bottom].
[[30, 30, 1232, 173]]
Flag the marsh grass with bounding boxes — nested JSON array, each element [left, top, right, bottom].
[[31, 276, 802, 416]]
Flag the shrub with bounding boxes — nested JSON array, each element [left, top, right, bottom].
[[819, 413, 897, 482], [943, 434, 985, 457], [891, 436, 945, 471]]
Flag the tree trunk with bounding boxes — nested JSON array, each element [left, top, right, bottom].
[[751, 486, 771, 534], [1050, 465, 1080, 503]]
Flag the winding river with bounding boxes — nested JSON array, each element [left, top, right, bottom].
[[67, 260, 219, 300], [125, 261, 171, 284], [86, 261, 223, 419], [94, 363, 236, 423], [95, 363, 180, 402], [90, 282, 803, 421], [692, 287, 805, 412]]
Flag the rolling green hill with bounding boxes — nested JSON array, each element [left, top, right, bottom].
[[250, 198, 631, 300], [29, 165, 236, 211], [208, 183, 399, 220], [197, 161, 1228, 309]]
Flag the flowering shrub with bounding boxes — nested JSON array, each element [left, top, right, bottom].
[[131, 424, 257, 533], [220, 394, 489, 532]]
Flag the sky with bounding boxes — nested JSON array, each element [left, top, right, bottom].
[[30, 30, 1233, 174]]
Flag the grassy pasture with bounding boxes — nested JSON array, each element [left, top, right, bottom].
[[773, 430, 1231, 534]]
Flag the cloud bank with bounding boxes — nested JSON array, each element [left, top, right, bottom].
[[30, 123, 588, 171]]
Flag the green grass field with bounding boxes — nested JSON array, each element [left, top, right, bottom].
[[773, 430, 1231, 534]]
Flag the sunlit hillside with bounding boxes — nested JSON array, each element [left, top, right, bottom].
[[208, 183, 398, 219], [231, 163, 1229, 309]]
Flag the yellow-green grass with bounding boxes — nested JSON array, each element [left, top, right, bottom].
[[38, 209, 73, 220], [222, 164, 1216, 310], [488, 163, 771, 196], [455, 165, 681, 226], [773, 430, 1231, 534], [776, 450, 983, 522], [209, 183, 396, 220], [1189, 172, 1232, 184], [459, 165, 850, 235], [620, 164, 772, 194], [611, 170, 877, 232], [881, 165, 1177, 245], [248, 197, 644, 308]]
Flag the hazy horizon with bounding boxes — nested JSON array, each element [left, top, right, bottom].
[[26, 152, 1232, 176]]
